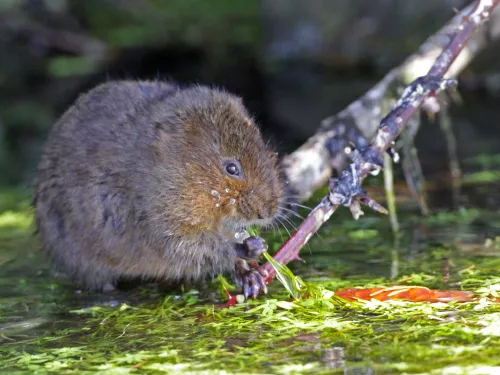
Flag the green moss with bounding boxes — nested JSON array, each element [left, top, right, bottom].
[[463, 171, 500, 185], [422, 207, 480, 225], [0, 211, 32, 230], [1, 186, 500, 374], [464, 153, 500, 169], [347, 229, 379, 240]]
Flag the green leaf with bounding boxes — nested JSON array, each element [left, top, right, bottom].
[[263, 252, 305, 299]]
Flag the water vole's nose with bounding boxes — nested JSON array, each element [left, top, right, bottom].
[[256, 202, 277, 220]]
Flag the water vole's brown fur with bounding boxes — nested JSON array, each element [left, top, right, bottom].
[[34, 80, 284, 291]]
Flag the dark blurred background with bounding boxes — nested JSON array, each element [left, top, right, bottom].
[[1, 0, 499, 187]]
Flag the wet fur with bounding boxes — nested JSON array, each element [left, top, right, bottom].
[[34, 80, 283, 291]]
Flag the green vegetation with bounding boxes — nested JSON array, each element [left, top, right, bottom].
[[1, 185, 500, 374], [463, 171, 500, 185], [464, 153, 500, 170], [1, 1, 499, 371]]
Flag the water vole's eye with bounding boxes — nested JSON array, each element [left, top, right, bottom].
[[224, 160, 242, 177]]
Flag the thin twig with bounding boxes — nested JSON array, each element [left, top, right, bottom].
[[439, 106, 462, 208]]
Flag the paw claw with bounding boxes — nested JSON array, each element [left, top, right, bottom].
[[235, 259, 268, 299]]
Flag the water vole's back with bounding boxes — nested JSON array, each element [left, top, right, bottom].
[[33, 81, 179, 289]]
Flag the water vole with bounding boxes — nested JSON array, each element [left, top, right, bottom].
[[34, 80, 285, 297]]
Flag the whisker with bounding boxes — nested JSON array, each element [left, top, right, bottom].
[[276, 195, 308, 202], [279, 194, 305, 199], [275, 216, 293, 241], [278, 206, 305, 220], [277, 198, 313, 212], [280, 215, 307, 249], [277, 214, 314, 255], [289, 202, 313, 211], [273, 221, 285, 245], [287, 210, 327, 246], [277, 213, 299, 233]]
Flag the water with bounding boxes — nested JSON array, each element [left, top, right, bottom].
[[0, 182, 500, 374]]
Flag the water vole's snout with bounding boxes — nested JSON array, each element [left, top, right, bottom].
[[236, 186, 279, 226], [256, 205, 273, 220]]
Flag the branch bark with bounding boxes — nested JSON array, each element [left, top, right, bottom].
[[258, 0, 500, 289], [282, 0, 500, 202]]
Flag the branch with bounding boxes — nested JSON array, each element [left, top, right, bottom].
[[282, 0, 500, 202], [258, 0, 500, 287]]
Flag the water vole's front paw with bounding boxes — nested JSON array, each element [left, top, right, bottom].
[[234, 236, 268, 260], [234, 258, 268, 299]]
